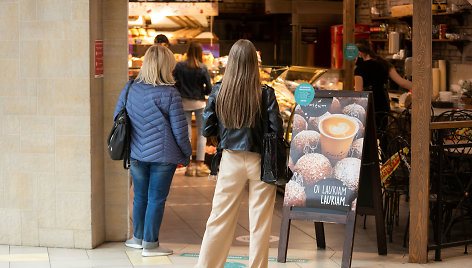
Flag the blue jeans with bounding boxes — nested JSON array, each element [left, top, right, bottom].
[[130, 159, 177, 249]]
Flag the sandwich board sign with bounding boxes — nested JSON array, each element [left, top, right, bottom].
[[277, 90, 386, 268]]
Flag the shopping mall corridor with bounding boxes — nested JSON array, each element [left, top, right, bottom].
[[1, 168, 470, 268]]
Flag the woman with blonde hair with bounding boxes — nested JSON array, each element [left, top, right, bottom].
[[114, 45, 192, 257], [196, 39, 283, 268], [173, 41, 212, 176]]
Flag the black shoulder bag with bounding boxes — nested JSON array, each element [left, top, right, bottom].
[[107, 80, 134, 169], [260, 94, 292, 185]]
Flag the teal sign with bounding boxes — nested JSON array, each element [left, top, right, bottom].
[[294, 83, 315, 106], [224, 262, 246, 268], [344, 43, 359, 61], [180, 253, 308, 263]]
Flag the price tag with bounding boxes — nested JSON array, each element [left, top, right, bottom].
[[294, 83, 315, 106]]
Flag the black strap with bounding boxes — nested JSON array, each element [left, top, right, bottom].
[[124, 79, 135, 106], [123, 79, 134, 170], [285, 105, 296, 141], [262, 85, 270, 135]]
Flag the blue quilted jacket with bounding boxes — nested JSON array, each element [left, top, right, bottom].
[[113, 80, 192, 166]]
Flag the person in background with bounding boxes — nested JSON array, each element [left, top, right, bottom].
[[354, 40, 413, 158], [114, 45, 192, 257], [154, 34, 170, 47], [354, 40, 412, 116], [173, 41, 213, 177], [196, 39, 283, 268]]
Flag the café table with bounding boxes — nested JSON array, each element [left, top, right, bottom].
[[428, 112, 472, 261]]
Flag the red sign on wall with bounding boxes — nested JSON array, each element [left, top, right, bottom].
[[94, 40, 104, 78]]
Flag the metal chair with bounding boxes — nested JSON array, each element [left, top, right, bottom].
[[429, 109, 472, 260]]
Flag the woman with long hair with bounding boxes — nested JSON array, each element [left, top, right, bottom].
[[196, 39, 283, 268], [173, 41, 213, 177], [114, 45, 192, 257]]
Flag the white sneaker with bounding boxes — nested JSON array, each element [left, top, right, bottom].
[[125, 237, 143, 249], [142, 246, 173, 256]]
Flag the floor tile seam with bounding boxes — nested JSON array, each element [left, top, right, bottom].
[[168, 206, 205, 240], [288, 222, 317, 240], [171, 176, 215, 203], [192, 183, 217, 202], [47, 247, 51, 267], [124, 247, 135, 267]]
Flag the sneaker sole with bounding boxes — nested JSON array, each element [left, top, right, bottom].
[[125, 243, 143, 249], [142, 252, 172, 257]]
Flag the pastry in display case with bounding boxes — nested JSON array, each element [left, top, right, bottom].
[[267, 66, 344, 137], [312, 69, 344, 91]]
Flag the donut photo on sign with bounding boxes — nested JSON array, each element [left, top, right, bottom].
[[284, 96, 367, 212]]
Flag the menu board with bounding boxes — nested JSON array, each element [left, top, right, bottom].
[[284, 95, 367, 212]]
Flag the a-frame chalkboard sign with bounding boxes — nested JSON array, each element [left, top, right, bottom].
[[277, 90, 386, 268]]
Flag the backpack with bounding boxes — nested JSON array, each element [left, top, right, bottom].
[[107, 80, 134, 169]]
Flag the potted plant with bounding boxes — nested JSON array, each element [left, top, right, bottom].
[[459, 79, 472, 108], [460, 80, 472, 97]]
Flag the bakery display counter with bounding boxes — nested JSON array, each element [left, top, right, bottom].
[[266, 66, 344, 135]]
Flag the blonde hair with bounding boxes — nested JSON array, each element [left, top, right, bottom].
[[216, 39, 261, 128], [136, 45, 175, 86]]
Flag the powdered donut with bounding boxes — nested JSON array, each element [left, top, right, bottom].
[[292, 114, 307, 136], [342, 104, 366, 124], [284, 180, 306, 207], [291, 130, 321, 162], [350, 138, 364, 159], [294, 153, 332, 186], [333, 157, 361, 191], [329, 97, 342, 114], [353, 117, 364, 138], [337, 97, 368, 108], [288, 156, 295, 171], [308, 112, 331, 132], [352, 97, 368, 108]]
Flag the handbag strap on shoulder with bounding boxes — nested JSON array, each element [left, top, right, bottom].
[[124, 79, 135, 106], [262, 85, 270, 134]]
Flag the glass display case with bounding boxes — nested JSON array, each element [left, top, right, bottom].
[[267, 66, 344, 133], [313, 69, 344, 91]]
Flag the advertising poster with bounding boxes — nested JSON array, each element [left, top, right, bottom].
[[284, 94, 368, 212]]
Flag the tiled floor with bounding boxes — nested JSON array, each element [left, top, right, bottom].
[[1, 168, 471, 267]]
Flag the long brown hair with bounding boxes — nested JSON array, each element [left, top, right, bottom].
[[186, 41, 203, 69], [216, 39, 261, 128]]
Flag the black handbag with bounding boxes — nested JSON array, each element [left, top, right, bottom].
[[260, 96, 292, 185], [107, 80, 134, 169]]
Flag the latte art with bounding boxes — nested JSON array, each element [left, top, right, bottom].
[[321, 117, 356, 138], [318, 114, 360, 161]]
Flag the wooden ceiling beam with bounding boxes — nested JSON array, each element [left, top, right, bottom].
[[166, 16, 186, 28]]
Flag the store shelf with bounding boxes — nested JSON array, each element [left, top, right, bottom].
[[371, 15, 410, 21], [371, 11, 466, 21], [369, 38, 468, 43], [370, 39, 388, 42]]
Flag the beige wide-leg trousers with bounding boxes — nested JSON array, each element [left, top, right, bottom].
[[196, 150, 277, 268]]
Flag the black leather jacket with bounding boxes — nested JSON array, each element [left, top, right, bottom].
[[202, 83, 283, 154]]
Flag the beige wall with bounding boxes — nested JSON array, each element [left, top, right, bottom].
[[0, 0, 92, 248], [90, 0, 105, 248], [102, 0, 129, 242], [0, 0, 129, 248]]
